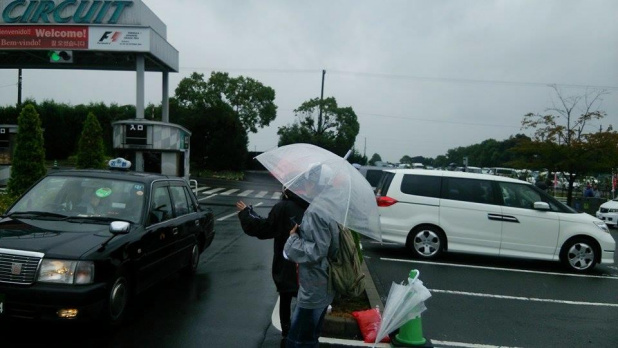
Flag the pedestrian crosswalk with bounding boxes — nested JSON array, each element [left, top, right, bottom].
[[195, 186, 282, 200]]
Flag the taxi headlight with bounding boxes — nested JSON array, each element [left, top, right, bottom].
[[37, 260, 94, 284]]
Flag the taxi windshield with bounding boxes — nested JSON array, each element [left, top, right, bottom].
[[8, 176, 146, 224]]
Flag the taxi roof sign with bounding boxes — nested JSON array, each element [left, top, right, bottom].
[[109, 157, 132, 170]]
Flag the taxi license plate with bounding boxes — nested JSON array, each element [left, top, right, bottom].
[[0, 293, 4, 315]]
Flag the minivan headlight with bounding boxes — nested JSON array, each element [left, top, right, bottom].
[[593, 221, 610, 233], [37, 260, 94, 284]]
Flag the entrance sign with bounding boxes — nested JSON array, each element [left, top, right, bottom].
[[125, 124, 148, 146]]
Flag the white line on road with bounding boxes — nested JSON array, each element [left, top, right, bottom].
[[203, 187, 226, 194], [237, 190, 254, 197], [220, 189, 239, 196], [271, 192, 281, 200], [200, 194, 218, 200], [217, 202, 262, 221], [430, 288, 618, 308], [380, 257, 618, 280], [194, 187, 210, 193], [431, 340, 522, 348], [255, 191, 268, 198]]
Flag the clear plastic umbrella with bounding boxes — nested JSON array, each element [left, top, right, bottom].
[[255, 143, 381, 241], [373, 270, 432, 346]]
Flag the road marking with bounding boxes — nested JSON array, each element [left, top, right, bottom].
[[216, 202, 263, 221], [255, 191, 268, 198], [220, 189, 239, 196], [271, 192, 281, 200], [381, 257, 618, 280], [237, 190, 254, 197], [430, 288, 618, 308], [194, 187, 210, 193], [431, 340, 522, 348], [203, 187, 226, 194]]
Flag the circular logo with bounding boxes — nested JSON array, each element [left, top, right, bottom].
[[96, 188, 112, 198]]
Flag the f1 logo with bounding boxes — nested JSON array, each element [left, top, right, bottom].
[[98, 31, 121, 44]]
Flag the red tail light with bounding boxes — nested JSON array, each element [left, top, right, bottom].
[[376, 196, 398, 207]]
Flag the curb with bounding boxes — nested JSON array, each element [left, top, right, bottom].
[[321, 259, 384, 340]]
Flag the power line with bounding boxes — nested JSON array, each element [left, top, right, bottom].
[[177, 66, 618, 90], [355, 111, 522, 129], [0, 83, 17, 89], [277, 106, 522, 129], [328, 70, 618, 90]]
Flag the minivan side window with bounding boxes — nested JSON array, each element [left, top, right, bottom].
[[400, 174, 441, 198], [441, 177, 495, 204], [498, 182, 543, 210], [365, 169, 384, 188], [376, 172, 395, 197]]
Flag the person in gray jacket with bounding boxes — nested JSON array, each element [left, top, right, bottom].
[[283, 166, 340, 348]]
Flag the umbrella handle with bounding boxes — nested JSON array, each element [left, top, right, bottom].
[[408, 269, 420, 284]]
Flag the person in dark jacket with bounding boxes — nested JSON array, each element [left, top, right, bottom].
[[236, 188, 309, 344]]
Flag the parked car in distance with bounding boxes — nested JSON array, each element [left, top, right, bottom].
[[490, 167, 518, 178], [0, 159, 215, 323], [375, 169, 615, 272], [596, 199, 618, 228]]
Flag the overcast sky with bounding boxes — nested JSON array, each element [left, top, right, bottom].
[[1, 0, 617, 163]]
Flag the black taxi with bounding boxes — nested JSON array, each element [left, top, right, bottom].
[[0, 159, 214, 323]]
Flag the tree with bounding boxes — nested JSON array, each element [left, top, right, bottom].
[[7, 104, 46, 197], [175, 72, 277, 133], [76, 112, 106, 169], [368, 153, 382, 166], [277, 97, 360, 157], [347, 148, 367, 165], [516, 86, 610, 205]]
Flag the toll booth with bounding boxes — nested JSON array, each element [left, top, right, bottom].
[[112, 120, 191, 180], [0, 124, 18, 185]]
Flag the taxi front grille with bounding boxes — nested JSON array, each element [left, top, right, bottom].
[[0, 249, 43, 284]]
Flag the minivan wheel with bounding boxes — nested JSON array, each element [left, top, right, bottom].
[[561, 238, 597, 272], [408, 227, 444, 259]]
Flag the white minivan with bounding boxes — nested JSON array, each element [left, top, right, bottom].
[[376, 169, 616, 272]]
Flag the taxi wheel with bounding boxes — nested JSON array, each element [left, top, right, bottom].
[[181, 243, 200, 277], [407, 226, 445, 259], [105, 272, 130, 325], [560, 238, 598, 273]]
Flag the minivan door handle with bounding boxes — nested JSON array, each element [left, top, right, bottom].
[[501, 215, 519, 223], [487, 213, 503, 221]]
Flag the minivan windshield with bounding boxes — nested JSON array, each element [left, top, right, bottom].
[[8, 176, 146, 224]]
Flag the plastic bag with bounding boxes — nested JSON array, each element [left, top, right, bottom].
[[352, 307, 391, 343]]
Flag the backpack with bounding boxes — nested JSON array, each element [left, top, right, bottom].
[[328, 224, 366, 298]]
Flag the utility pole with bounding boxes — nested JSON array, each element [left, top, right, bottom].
[[17, 69, 22, 106], [317, 69, 325, 134], [364, 137, 366, 158]]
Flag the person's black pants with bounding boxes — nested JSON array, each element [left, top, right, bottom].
[[280, 292, 296, 337]]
